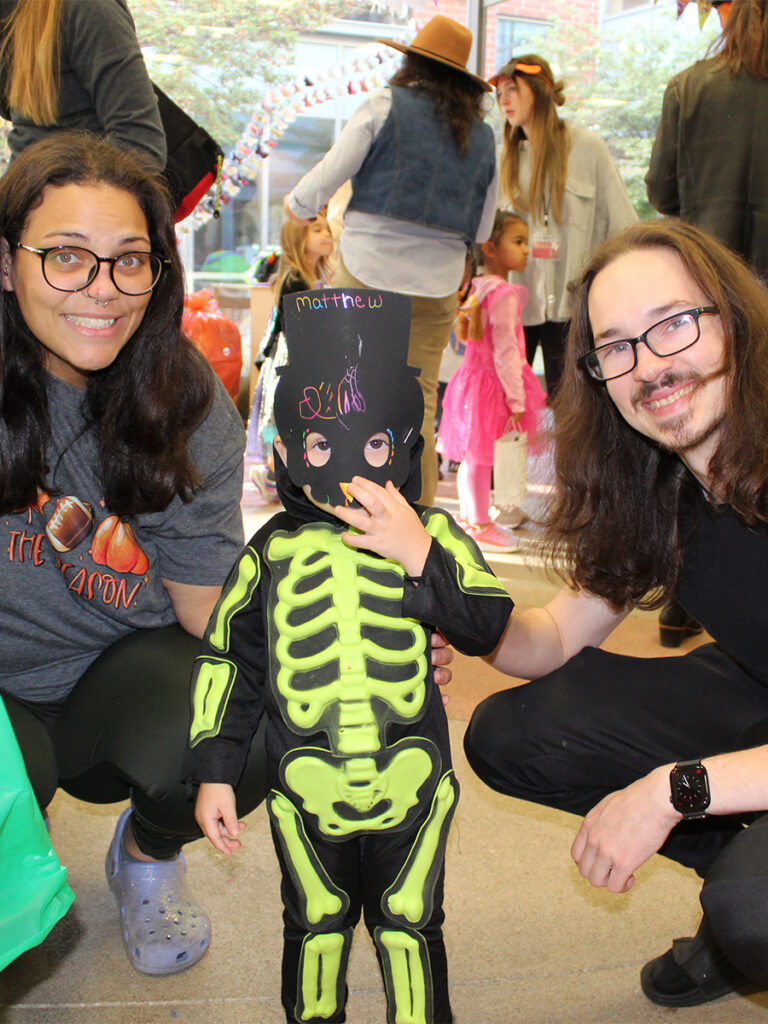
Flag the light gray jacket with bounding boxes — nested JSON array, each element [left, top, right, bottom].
[[504, 123, 637, 325]]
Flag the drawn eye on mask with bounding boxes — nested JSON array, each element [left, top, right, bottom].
[[304, 431, 332, 468], [304, 430, 393, 469], [363, 431, 393, 468]]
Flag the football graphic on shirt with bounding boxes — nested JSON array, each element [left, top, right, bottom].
[[45, 496, 93, 552]]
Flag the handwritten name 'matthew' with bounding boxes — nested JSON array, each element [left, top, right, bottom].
[[295, 292, 383, 311]]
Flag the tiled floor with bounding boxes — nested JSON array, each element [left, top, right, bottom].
[[2, 467, 765, 1023]]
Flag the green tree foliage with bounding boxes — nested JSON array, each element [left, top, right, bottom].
[[131, 0, 347, 152], [535, 1, 718, 216], [584, 15, 719, 215]]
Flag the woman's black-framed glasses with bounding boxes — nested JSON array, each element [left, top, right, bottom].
[[15, 243, 169, 296], [578, 306, 718, 383]]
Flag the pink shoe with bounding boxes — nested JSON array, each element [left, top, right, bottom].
[[466, 522, 519, 553]]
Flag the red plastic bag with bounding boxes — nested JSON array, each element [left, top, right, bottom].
[[182, 289, 243, 398]]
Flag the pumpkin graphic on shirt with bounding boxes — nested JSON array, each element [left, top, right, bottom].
[[90, 515, 149, 575]]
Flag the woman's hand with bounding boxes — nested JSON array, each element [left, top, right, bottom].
[[334, 478, 432, 577], [570, 765, 680, 893], [194, 782, 245, 857]]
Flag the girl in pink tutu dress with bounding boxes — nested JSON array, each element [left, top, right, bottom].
[[438, 210, 546, 551]]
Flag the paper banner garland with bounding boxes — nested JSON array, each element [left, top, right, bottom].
[[179, 44, 401, 235], [657, 0, 717, 29]]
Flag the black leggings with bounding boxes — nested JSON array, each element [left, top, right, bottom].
[[523, 320, 569, 397], [464, 643, 768, 986], [2, 626, 268, 859]]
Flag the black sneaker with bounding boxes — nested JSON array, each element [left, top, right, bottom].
[[659, 596, 703, 648], [640, 927, 750, 1007]]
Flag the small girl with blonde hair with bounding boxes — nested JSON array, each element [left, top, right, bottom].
[[247, 214, 334, 499]]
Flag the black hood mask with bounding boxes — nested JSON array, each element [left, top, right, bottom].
[[273, 288, 424, 511]]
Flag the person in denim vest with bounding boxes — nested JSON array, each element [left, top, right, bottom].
[[284, 15, 498, 507]]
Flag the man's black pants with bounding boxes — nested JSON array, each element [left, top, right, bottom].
[[464, 643, 768, 986]]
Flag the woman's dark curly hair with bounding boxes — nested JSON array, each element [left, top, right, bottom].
[[0, 132, 215, 517], [389, 53, 487, 154]]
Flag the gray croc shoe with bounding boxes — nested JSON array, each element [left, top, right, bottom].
[[106, 808, 211, 975]]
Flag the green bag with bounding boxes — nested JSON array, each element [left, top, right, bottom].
[[0, 697, 74, 971]]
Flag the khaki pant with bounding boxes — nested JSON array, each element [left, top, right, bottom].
[[332, 254, 456, 506]]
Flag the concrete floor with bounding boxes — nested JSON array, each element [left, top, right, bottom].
[[2, 469, 766, 1023]]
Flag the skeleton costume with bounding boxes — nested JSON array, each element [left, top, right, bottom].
[[186, 290, 513, 1024]]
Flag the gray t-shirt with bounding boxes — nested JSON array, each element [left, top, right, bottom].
[[0, 373, 244, 702], [0, 0, 166, 169]]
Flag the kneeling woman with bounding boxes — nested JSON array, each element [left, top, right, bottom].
[[0, 133, 267, 975]]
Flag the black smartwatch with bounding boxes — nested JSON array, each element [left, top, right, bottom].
[[669, 760, 711, 819]]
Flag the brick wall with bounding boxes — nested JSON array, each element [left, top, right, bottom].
[[410, 0, 600, 78]]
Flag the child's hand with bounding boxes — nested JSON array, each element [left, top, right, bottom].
[[334, 478, 432, 577], [195, 782, 245, 857], [506, 412, 523, 431], [455, 310, 471, 343]]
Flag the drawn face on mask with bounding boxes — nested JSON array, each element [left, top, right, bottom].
[[273, 289, 423, 510]]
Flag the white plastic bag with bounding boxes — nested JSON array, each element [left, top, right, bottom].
[[493, 431, 528, 508]]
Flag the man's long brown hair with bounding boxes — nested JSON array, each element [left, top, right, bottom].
[[545, 219, 768, 609]]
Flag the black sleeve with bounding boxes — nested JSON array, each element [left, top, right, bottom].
[[646, 78, 682, 216], [185, 540, 269, 786], [273, 272, 311, 337], [401, 508, 513, 657]]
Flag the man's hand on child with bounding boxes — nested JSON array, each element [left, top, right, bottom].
[[431, 631, 454, 702], [335, 478, 432, 577], [195, 782, 246, 857]]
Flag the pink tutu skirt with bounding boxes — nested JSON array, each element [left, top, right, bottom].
[[438, 338, 546, 466]]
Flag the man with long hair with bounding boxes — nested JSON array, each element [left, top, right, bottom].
[[465, 219, 768, 1007]]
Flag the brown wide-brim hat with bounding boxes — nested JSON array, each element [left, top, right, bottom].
[[378, 14, 492, 92]]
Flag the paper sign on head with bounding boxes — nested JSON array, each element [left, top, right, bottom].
[[274, 288, 423, 509]]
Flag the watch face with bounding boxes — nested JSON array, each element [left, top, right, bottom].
[[671, 763, 711, 813]]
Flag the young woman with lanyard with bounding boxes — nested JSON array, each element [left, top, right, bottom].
[[493, 55, 637, 397]]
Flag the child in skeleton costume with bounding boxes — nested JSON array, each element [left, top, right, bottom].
[[186, 289, 513, 1024]]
